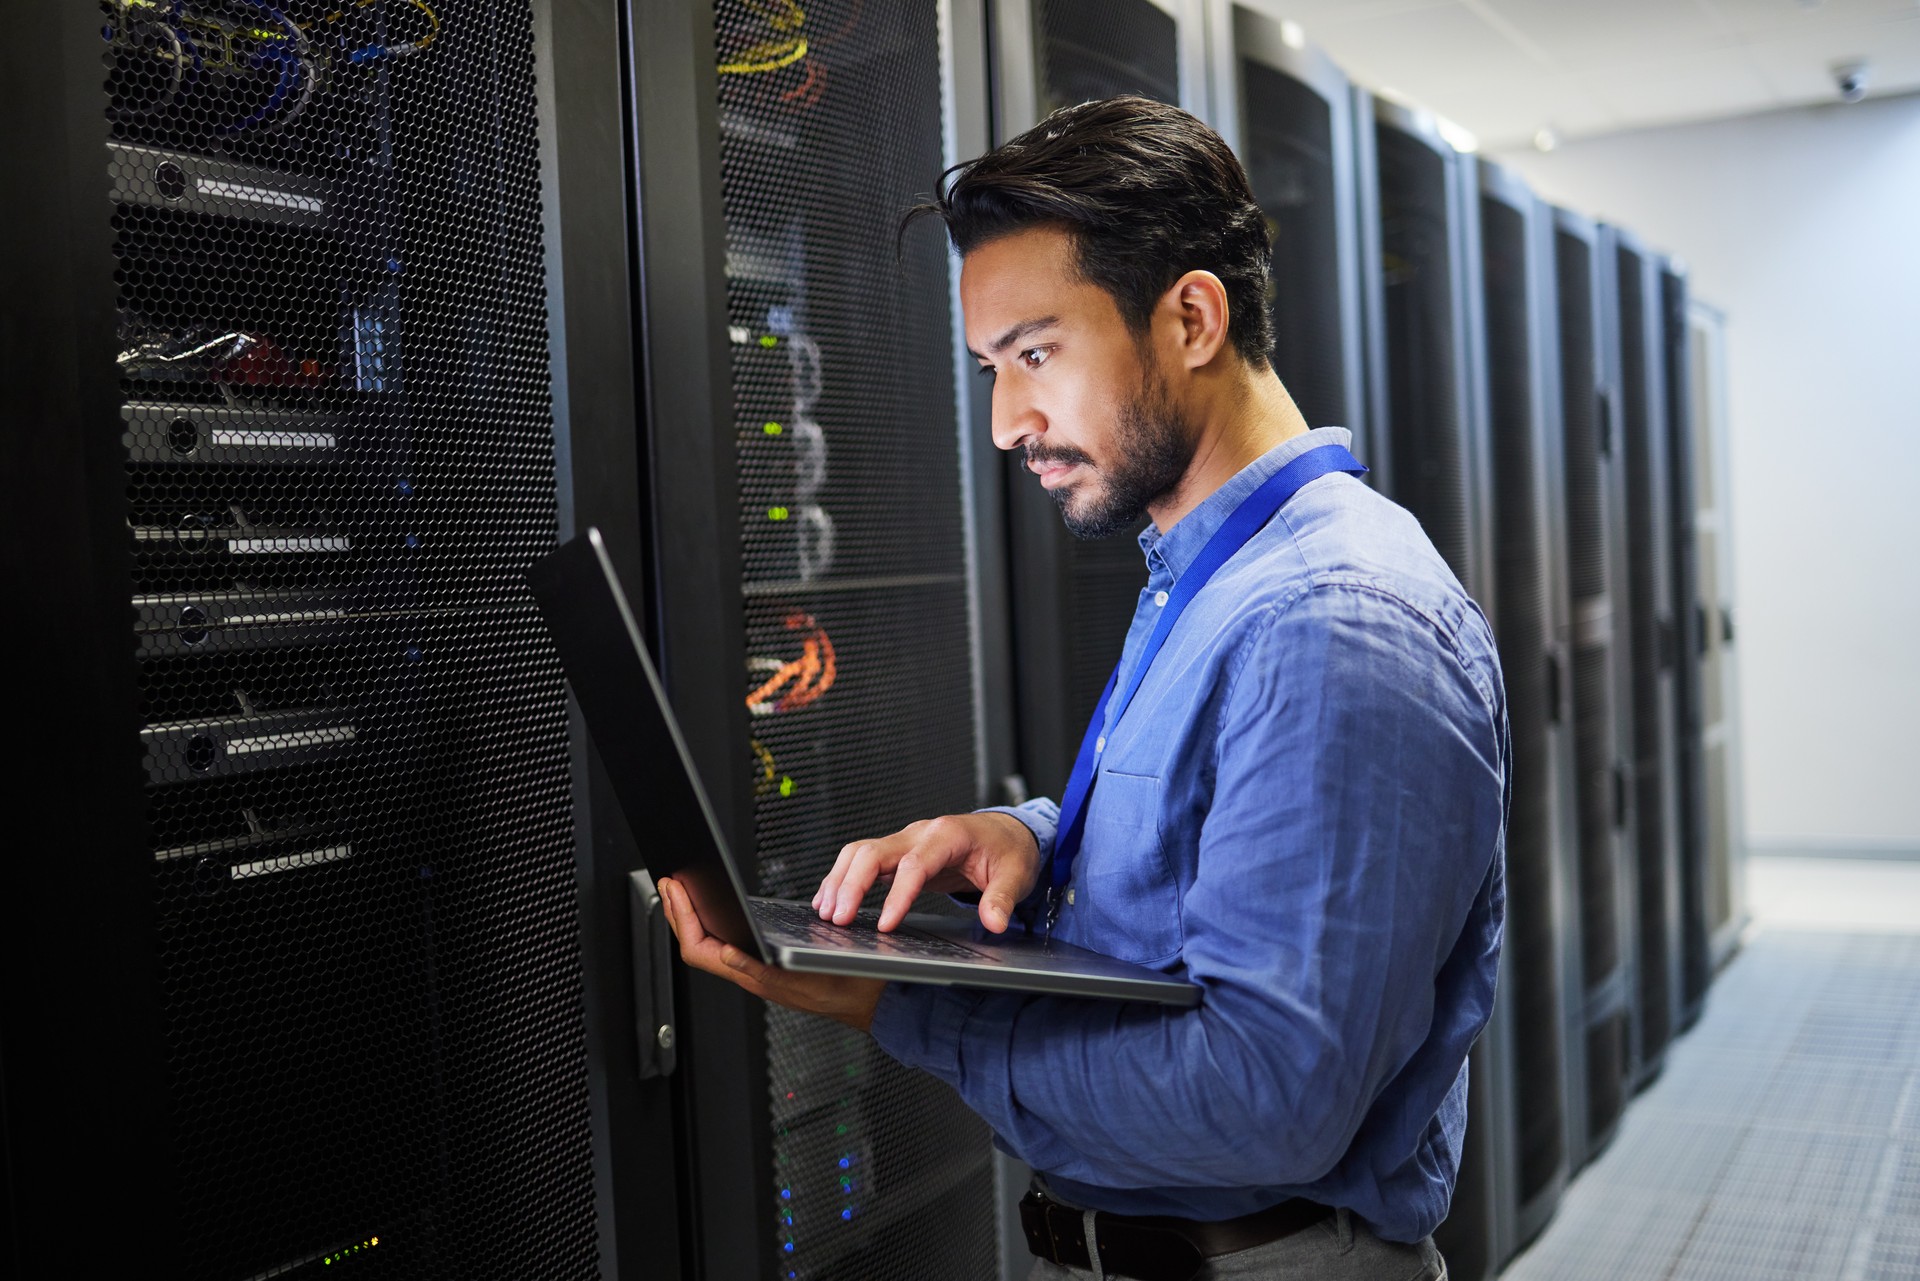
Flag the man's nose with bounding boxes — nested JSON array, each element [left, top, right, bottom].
[[989, 380, 1043, 454]]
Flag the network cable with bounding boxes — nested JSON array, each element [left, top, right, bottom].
[[299, 0, 439, 65], [717, 0, 807, 76], [746, 613, 837, 716], [102, 0, 317, 132]]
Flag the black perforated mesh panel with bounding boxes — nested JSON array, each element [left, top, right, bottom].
[[1662, 268, 1710, 1016], [1036, 0, 1178, 113], [1617, 247, 1674, 1067], [103, 0, 598, 1276], [712, 2, 996, 1275], [1029, 0, 1181, 767], [1585, 1009, 1628, 1145], [1480, 195, 1564, 1202], [1242, 60, 1347, 429], [1375, 125, 1469, 582], [1555, 229, 1621, 990]]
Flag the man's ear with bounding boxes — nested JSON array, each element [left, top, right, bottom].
[[1162, 269, 1232, 371]]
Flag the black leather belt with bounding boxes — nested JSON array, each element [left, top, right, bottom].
[[1018, 1184, 1334, 1281]]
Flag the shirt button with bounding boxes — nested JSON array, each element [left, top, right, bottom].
[[1154, 590, 1169, 607], [1095, 736, 1106, 753], [1066, 888, 1076, 905]]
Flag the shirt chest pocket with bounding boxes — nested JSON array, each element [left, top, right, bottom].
[[1072, 770, 1183, 965]]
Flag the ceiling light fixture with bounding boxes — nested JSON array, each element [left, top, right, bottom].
[[1533, 126, 1559, 152], [1436, 116, 1479, 154]]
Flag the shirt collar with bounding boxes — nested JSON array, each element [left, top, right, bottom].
[[1137, 426, 1355, 585]]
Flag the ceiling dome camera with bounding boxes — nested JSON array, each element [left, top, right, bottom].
[[1831, 58, 1870, 103]]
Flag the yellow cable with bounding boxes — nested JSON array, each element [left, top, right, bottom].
[[717, 36, 807, 75], [718, 0, 807, 75], [300, 0, 440, 53]]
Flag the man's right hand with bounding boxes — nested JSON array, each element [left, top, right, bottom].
[[811, 811, 1042, 935]]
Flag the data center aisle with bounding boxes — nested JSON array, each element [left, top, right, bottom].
[[1500, 859, 1920, 1281]]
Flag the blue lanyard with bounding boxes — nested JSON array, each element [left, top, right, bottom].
[[1044, 442, 1368, 933]]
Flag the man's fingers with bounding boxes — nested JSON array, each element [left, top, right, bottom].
[[662, 879, 782, 989], [813, 844, 858, 914], [977, 859, 1032, 934], [875, 853, 930, 932], [831, 842, 886, 923]]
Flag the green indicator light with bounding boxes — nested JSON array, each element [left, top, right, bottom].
[[759, 335, 778, 348], [768, 506, 789, 521], [764, 421, 783, 436], [779, 776, 794, 797], [835, 1123, 848, 1135], [845, 1065, 858, 1077]]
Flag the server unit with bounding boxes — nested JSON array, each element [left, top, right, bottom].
[[1660, 260, 1713, 1028], [1206, 2, 1369, 457], [991, 0, 1202, 802], [1477, 161, 1579, 1250], [1357, 94, 1511, 1281], [1550, 209, 1635, 1166], [1686, 300, 1750, 970], [4, 0, 641, 1275], [1602, 226, 1684, 1087], [630, 2, 1003, 1277]]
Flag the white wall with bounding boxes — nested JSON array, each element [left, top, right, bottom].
[[1494, 93, 1920, 853]]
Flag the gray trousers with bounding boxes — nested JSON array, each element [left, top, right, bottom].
[[1024, 1206, 1448, 1281]]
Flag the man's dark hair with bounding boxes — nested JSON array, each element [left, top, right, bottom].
[[907, 96, 1274, 368]]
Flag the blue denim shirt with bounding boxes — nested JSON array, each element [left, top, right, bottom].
[[868, 427, 1508, 1243]]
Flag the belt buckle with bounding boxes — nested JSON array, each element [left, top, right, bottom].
[[1046, 1202, 1076, 1267]]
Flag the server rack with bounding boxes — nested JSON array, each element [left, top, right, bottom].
[[1477, 161, 1579, 1250], [990, 0, 1204, 804], [1357, 93, 1512, 1281], [1555, 209, 1635, 1165], [5, 0, 633, 1275], [628, 2, 1004, 1277], [1685, 300, 1749, 970], [1660, 260, 1712, 1029], [1204, 2, 1369, 458], [1602, 225, 1684, 1088]]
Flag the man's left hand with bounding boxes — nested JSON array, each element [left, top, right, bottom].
[[658, 877, 887, 1034]]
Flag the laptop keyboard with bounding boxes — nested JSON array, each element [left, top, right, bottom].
[[751, 898, 989, 961]]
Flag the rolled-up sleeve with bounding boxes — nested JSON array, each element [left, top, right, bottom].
[[869, 583, 1505, 1191]]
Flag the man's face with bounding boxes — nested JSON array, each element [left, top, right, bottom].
[[961, 226, 1196, 538]]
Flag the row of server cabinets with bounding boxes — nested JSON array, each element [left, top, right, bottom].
[[0, 0, 1746, 1279]]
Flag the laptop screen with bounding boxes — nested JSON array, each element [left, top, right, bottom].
[[525, 529, 763, 955]]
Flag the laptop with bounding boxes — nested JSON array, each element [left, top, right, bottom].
[[526, 528, 1200, 1007]]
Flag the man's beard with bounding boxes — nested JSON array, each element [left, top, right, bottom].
[[1030, 368, 1197, 540]]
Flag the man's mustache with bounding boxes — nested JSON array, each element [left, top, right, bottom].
[[1024, 444, 1094, 470]]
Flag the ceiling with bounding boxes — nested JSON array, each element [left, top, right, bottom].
[[1271, 0, 1920, 149]]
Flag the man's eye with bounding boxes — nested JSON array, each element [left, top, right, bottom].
[[976, 365, 997, 380], [1020, 347, 1049, 369]]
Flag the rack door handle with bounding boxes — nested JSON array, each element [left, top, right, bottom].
[[628, 870, 678, 1079]]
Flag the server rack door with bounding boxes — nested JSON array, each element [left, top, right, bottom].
[[1363, 98, 1484, 592], [1584, 220, 1640, 1159], [990, 0, 1198, 803], [538, 0, 689, 1273], [7, 0, 612, 1275], [1686, 300, 1750, 970], [634, 2, 1000, 1277], [1361, 95, 1508, 1281], [1220, 7, 1368, 459], [1532, 195, 1591, 1216], [1477, 162, 1575, 1250], [3, 6, 171, 1271], [1607, 229, 1684, 1086], [1660, 262, 1712, 1028]]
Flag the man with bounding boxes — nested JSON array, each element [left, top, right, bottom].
[[661, 96, 1505, 1281]]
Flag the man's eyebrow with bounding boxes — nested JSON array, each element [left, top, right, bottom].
[[968, 315, 1060, 362]]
